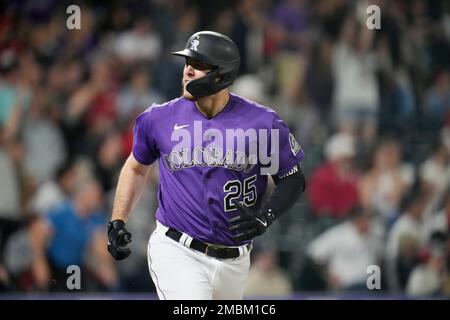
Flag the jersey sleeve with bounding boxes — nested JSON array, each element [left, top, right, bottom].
[[132, 107, 159, 165], [271, 113, 305, 178]]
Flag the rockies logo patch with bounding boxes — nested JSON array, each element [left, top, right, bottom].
[[289, 133, 301, 156], [190, 36, 200, 51]]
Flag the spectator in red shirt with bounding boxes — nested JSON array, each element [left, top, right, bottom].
[[308, 132, 360, 218]]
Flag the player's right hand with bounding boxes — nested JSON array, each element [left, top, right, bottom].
[[107, 219, 132, 260]]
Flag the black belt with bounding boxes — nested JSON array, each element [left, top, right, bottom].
[[165, 228, 251, 260]]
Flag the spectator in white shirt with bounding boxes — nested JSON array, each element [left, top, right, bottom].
[[419, 139, 450, 215], [406, 233, 447, 297], [385, 190, 428, 292], [308, 207, 383, 291], [29, 159, 80, 217], [114, 18, 162, 63]]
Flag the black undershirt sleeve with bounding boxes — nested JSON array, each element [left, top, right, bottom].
[[261, 163, 306, 221]]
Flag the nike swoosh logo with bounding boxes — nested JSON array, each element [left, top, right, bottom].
[[255, 218, 268, 227], [174, 124, 189, 130]]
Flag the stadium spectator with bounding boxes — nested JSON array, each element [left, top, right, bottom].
[[424, 190, 450, 240], [406, 232, 447, 297], [385, 190, 428, 292], [360, 138, 415, 225], [419, 139, 450, 215], [424, 70, 450, 130], [331, 13, 379, 144], [308, 132, 360, 219], [29, 178, 117, 291], [244, 247, 293, 297], [307, 207, 382, 292], [28, 159, 79, 217]]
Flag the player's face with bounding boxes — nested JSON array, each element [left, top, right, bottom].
[[182, 57, 214, 100]]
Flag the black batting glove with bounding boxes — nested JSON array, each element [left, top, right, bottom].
[[228, 201, 275, 241], [107, 219, 132, 260]]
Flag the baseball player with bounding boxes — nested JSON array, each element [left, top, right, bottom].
[[107, 31, 306, 299]]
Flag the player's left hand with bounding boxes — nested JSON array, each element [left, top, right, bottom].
[[227, 202, 275, 241]]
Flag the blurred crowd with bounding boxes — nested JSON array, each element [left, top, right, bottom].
[[0, 0, 449, 298]]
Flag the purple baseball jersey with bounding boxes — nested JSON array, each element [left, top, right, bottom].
[[133, 93, 305, 246]]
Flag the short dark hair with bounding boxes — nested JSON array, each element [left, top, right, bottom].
[[55, 158, 77, 181], [400, 186, 424, 213], [347, 206, 374, 220]]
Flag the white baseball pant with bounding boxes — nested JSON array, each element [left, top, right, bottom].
[[147, 221, 251, 300]]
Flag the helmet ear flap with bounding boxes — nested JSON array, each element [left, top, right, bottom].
[[186, 68, 223, 99], [214, 73, 226, 84]]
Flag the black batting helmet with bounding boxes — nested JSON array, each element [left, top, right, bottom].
[[172, 31, 240, 99]]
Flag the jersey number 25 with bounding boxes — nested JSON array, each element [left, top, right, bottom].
[[223, 174, 257, 212]]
